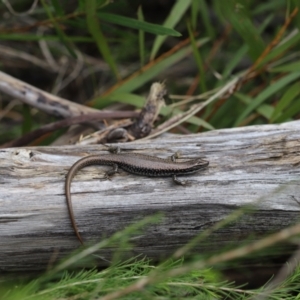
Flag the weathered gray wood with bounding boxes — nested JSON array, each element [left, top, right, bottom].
[[1, 121, 300, 271]]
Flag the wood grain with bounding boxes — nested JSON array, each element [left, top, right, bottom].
[[1, 121, 300, 271]]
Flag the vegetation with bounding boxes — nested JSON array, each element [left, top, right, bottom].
[[1, 0, 300, 298]]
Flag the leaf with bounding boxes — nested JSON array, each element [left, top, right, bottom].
[[191, 0, 200, 30], [221, 13, 273, 81], [40, 0, 77, 58], [137, 6, 145, 67], [0, 34, 93, 42], [150, 0, 192, 60], [257, 104, 274, 119], [270, 81, 300, 122], [270, 61, 300, 73], [100, 93, 145, 108], [91, 37, 210, 108], [201, 0, 215, 37], [98, 92, 214, 130], [187, 20, 206, 92], [50, 0, 64, 16], [234, 72, 300, 126], [98, 13, 181, 36], [217, 0, 265, 60], [275, 98, 300, 123], [260, 31, 300, 67], [221, 45, 248, 80], [234, 92, 274, 120], [85, 0, 119, 79]]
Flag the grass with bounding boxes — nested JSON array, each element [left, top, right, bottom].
[[2, 214, 300, 299], [0, 0, 300, 142], [1, 0, 300, 298]]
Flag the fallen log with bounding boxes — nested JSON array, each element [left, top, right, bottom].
[[1, 121, 300, 272]]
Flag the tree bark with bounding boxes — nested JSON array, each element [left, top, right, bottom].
[[1, 121, 300, 272]]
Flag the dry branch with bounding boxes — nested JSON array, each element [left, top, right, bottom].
[[0, 70, 98, 118]]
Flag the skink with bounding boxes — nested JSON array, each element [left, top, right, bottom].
[[65, 147, 209, 245]]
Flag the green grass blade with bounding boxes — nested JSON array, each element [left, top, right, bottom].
[[137, 6, 145, 68], [160, 106, 215, 130], [270, 81, 300, 122], [260, 31, 300, 67], [257, 104, 274, 119], [40, 0, 77, 58], [98, 12, 181, 36], [234, 71, 300, 126], [234, 92, 274, 120], [191, 0, 199, 29], [150, 0, 192, 60], [186, 20, 206, 92], [221, 13, 273, 81], [98, 93, 145, 108], [221, 45, 248, 80], [187, 116, 215, 130], [253, 0, 287, 14], [86, 0, 119, 79], [217, 0, 265, 60], [94, 92, 214, 130], [270, 60, 300, 73], [275, 97, 300, 123], [0, 34, 93, 42], [92, 37, 210, 108], [198, 0, 215, 37], [220, 14, 273, 82], [22, 104, 32, 134], [50, 0, 64, 16]]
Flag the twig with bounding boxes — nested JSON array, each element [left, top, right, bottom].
[[0, 45, 55, 71], [75, 120, 134, 145], [0, 111, 138, 148]]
